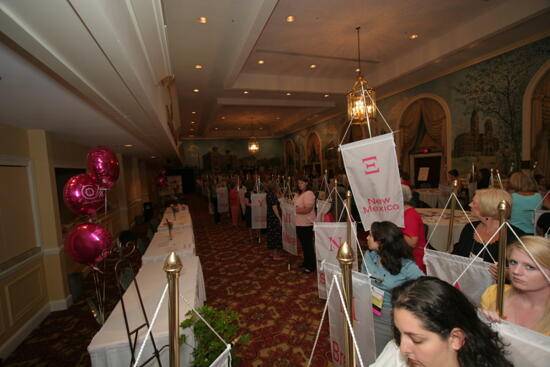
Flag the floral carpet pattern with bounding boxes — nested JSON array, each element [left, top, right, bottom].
[[4, 195, 333, 366]]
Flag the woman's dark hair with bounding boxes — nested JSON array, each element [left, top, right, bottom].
[[448, 169, 459, 178], [297, 176, 312, 193], [478, 168, 491, 189], [370, 221, 412, 275], [391, 277, 512, 367]]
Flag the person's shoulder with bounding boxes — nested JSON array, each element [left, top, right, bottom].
[[401, 259, 423, 276], [369, 340, 407, 367]]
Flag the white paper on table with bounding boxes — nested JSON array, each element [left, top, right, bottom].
[[417, 167, 429, 181]]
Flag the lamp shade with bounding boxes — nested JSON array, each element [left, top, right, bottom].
[[346, 75, 376, 124]]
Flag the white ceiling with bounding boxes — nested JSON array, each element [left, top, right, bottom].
[[0, 0, 549, 160]]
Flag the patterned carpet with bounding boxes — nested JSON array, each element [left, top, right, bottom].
[[4, 195, 334, 366]]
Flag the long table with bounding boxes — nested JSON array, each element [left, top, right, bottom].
[[142, 226, 196, 264], [418, 208, 472, 252], [88, 256, 206, 367], [158, 206, 193, 232]]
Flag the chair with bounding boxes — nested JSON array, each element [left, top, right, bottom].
[[137, 238, 147, 255]]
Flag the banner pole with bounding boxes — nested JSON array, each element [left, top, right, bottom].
[[496, 200, 509, 318], [445, 180, 458, 252], [346, 190, 352, 247], [337, 241, 355, 367], [334, 178, 339, 222], [163, 252, 183, 367]]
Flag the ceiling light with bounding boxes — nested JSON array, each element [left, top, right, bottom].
[[243, 90, 249, 94], [309, 64, 317, 69], [275, 116, 280, 120], [286, 16, 295, 23], [191, 111, 197, 114], [248, 137, 260, 154], [285, 92, 292, 96], [259, 127, 263, 130], [257, 60, 265, 64], [191, 121, 196, 124], [355, 68, 361, 72], [347, 26, 376, 124], [189, 134, 195, 137], [409, 33, 419, 40], [193, 88, 199, 93], [123, 144, 133, 148], [221, 116, 226, 120], [198, 17, 207, 24], [151, 155, 157, 159], [194, 64, 203, 69], [214, 127, 219, 130], [323, 94, 330, 98], [238, 127, 241, 130]]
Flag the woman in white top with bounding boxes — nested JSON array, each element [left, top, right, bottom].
[[294, 177, 316, 273]]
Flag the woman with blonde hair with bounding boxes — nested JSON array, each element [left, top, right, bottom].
[[480, 236, 550, 335], [452, 188, 525, 262], [509, 172, 543, 234]]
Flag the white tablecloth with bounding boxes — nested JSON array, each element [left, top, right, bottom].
[[88, 256, 206, 367], [158, 207, 193, 232], [418, 208, 472, 252], [142, 227, 196, 264], [415, 188, 440, 208]]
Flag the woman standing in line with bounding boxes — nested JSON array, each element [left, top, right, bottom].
[[266, 182, 285, 260], [509, 172, 543, 234], [294, 177, 316, 273], [361, 221, 424, 355]]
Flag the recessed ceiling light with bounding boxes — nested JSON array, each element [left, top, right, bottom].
[[193, 88, 199, 93], [221, 116, 226, 120], [259, 127, 263, 130], [191, 121, 196, 124], [323, 94, 330, 98], [191, 111, 197, 114], [243, 90, 249, 94], [123, 144, 133, 148], [309, 64, 317, 69], [285, 92, 292, 96], [194, 64, 203, 69], [286, 16, 295, 23], [189, 134, 195, 137], [275, 116, 280, 120], [214, 127, 219, 130], [238, 127, 241, 130], [198, 17, 207, 24], [257, 60, 265, 64], [409, 33, 419, 40], [355, 68, 361, 72], [151, 155, 157, 159]]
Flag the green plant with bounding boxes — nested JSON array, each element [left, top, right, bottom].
[[180, 305, 251, 366]]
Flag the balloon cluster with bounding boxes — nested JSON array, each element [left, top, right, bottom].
[[156, 168, 168, 188], [63, 146, 119, 267]]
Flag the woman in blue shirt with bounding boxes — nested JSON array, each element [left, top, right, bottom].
[[361, 221, 424, 355], [509, 172, 543, 234]]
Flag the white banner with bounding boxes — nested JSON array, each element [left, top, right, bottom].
[[424, 249, 494, 306], [323, 263, 377, 366], [209, 344, 232, 367], [488, 318, 550, 367], [314, 222, 359, 299], [251, 193, 267, 229], [281, 200, 298, 255], [316, 199, 332, 222], [340, 133, 404, 230], [216, 186, 229, 213], [238, 187, 247, 215]]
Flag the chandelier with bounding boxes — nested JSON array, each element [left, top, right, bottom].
[[346, 26, 376, 124], [248, 137, 260, 154]]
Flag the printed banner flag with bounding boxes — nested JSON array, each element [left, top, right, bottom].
[[281, 200, 298, 255], [340, 133, 404, 230], [323, 263, 377, 365], [424, 249, 494, 306], [238, 187, 247, 215], [209, 344, 232, 367], [314, 222, 359, 299], [251, 193, 267, 229], [489, 318, 550, 367], [316, 199, 332, 222], [216, 186, 229, 213]]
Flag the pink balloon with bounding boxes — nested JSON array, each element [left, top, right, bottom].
[[156, 175, 168, 188], [63, 174, 105, 216], [88, 146, 119, 189], [65, 223, 112, 266], [159, 169, 167, 176]]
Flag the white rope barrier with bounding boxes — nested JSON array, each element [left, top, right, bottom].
[[306, 275, 335, 367]]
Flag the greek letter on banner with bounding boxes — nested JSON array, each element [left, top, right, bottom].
[[281, 199, 297, 255], [314, 222, 359, 299], [251, 193, 267, 229], [323, 262, 377, 365], [340, 133, 404, 230]]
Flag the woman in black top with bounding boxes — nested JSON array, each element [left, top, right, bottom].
[[452, 188, 524, 262]]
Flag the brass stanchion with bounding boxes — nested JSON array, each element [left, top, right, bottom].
[[337, 241, 355, 367], [445, 179, 458, 252], [164, 252, 183, 367], [496, 200, 509, 317]]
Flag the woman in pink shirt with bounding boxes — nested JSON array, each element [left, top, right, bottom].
[[229, 182, 240, 227], [294, 177, 316, 273], [401, 185, 427, 273]]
